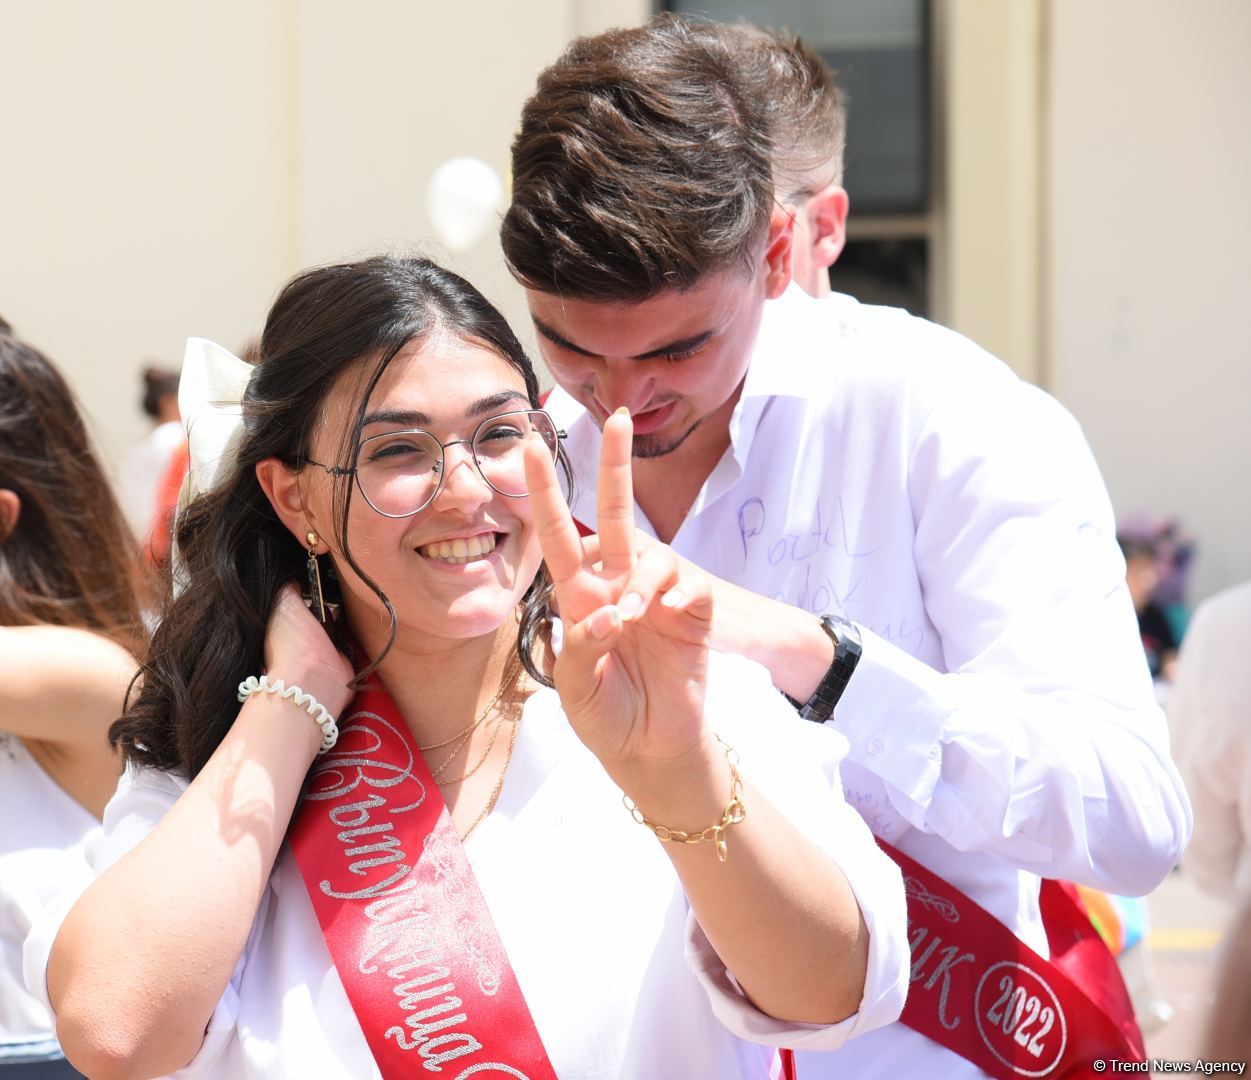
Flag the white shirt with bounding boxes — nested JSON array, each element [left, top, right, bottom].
[[0, 734, 96, 1064], [1168, 579, 1251, 900], [24, 653, 908, 1079], [546, 286, 1192, 1078]]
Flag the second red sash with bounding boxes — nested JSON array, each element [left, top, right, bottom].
[[883, 840, 1144, 1078], [289, 681, 559, 1080]]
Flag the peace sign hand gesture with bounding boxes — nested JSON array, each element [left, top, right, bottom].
[[523, 409, 717, 790]]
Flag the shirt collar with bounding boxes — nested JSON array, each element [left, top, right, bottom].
[[724, 283, 845, 471], [738, 283, 839, 402]]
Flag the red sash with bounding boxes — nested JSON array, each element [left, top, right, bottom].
[[1039, 879, 1145, 1061], [883, 841, 1144, 1078], [289, 680, 559, 1080]]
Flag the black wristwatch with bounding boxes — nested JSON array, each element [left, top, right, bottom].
[[786, 614, 862, 723]]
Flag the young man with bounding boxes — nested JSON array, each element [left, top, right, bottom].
[[502, 15, 1190, 1077]]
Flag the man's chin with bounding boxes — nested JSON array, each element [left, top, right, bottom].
[[630, 418, 702, 460]]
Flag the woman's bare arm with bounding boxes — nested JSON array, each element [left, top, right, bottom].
[[48, 590, 352, 1080]]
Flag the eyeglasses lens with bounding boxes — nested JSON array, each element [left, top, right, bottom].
[[355, 410, 559, 517]]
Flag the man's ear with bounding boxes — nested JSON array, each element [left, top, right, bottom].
[[762, 205, 796, 300], [255, 458, 315, 549], [808, 183, 850, 271], [0, 489, 21, 543]]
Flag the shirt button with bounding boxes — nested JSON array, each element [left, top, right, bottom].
[[865, 737, 884, 758]]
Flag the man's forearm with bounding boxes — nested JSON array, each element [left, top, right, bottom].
[[711, 579, 836, 703]]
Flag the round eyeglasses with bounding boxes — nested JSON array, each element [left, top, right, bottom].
[[304, 409, 565, 519]]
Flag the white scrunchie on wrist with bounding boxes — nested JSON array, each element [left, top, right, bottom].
[[237, 675, 339, 753]]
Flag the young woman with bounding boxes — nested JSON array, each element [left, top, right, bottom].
[[0, 320, 145, 1077], [29, 256, 906, 1079]]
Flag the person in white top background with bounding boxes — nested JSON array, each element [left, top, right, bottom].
[[501, 15, 1192, 1077], [0, 318, 145, 1078], [1168, 579, 1251, 1062], [1169, 579, 1251, 902], [27, 254, 908, 1079], [116, 366, 183, 545]]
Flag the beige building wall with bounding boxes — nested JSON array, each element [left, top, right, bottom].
[[0, 0, 647, 476], [939, 0, 1250, 602], [0, 1, 294, 467], [1047, 0, 1251, 601], [936, 0, 1045, 385]]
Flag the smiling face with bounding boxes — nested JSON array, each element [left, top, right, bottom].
[[300, 333, 545, 649]]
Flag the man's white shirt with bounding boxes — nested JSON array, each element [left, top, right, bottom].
[[545, 285, 1191, 1077]]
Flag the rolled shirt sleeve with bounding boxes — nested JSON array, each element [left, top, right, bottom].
[[685, 653, 909, 1049]]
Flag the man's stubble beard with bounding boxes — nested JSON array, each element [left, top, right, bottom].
[[630, 413, 705, 460]]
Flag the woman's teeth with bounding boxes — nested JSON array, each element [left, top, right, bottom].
[[419, 533, 497, 564]]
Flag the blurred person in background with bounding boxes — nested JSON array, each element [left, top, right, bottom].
[[1170, 584, 1251, 1077], [1169, 578, 1251, 902], [1203, 889, 1251, 1061], [0, 318, 146, 1077], [143, 436, 190, 567], [1119, 532, 1181, 685], [118, 365, 184, 547], [1118, 514, 1195, 689]]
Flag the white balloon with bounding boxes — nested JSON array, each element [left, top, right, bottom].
[[425, 157, 505, 253]]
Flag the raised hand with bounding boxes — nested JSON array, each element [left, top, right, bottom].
[[263, 583, 356, 727], [523, 409, 715, 780]]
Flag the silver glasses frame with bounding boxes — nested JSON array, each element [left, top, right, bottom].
[[303, 408, 566, 519]]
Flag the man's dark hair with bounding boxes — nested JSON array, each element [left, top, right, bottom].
[[501, 13, 776, 302]]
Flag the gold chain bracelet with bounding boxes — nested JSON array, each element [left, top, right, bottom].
[[623, 736, 747, 863]]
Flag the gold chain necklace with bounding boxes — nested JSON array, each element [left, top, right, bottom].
[[437, 665, 529, 786], [418, 652, 521, 755], [460, 699, 525, 842], [434, 712, 507, 785]]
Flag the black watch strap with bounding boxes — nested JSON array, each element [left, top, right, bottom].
[[785, 614, 862, 723]]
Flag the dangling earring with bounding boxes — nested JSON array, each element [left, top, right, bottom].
[[306, 530, 327, 624]]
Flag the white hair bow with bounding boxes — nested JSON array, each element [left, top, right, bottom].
[[179, 337, 254, 499]]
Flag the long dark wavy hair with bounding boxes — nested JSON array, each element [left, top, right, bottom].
[[0, 318, 147, 656], [111, 255, 561, 778]]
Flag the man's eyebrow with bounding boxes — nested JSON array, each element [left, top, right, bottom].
[[532, 316, 714, 361], [532, 317, 598, 358], [361, 390, 527, 429]]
